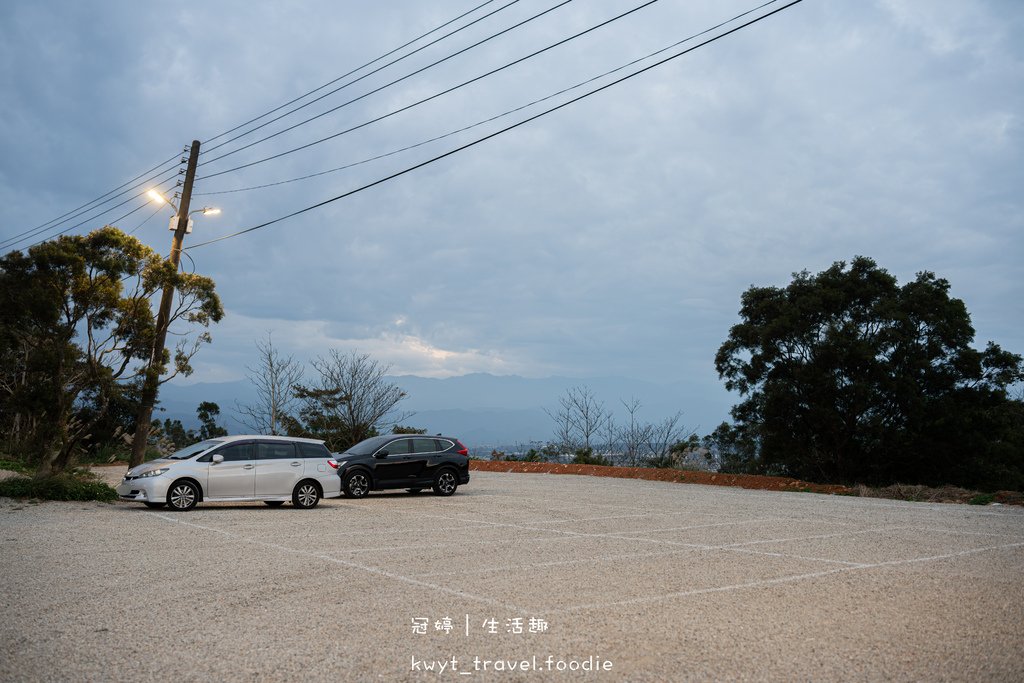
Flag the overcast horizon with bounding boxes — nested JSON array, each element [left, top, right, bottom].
[[2, 0, 1022, 431]]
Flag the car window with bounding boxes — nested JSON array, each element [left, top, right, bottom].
[[436, 439, 454, 451], [215, 443, 254, 462], [381, 438, 411, 455], [411, 438, 439, 454], [345, 435, 392, 456], [167, 439, 224, 460], [257, 442, 296, 459], [298, 442, 330, 458]]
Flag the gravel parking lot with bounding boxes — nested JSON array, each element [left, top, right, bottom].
[[2, 470, 1022, 682]]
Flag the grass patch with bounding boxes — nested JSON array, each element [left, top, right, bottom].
[[0, 459, 32, 475], [0, 472, 117, 502], [855, 483, 990, 505], [968, 493, 996, 506]]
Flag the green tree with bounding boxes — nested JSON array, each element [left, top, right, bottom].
[[715, 257, 1024, 490], [197, 401, 228, 439], [0, 226, 221, 476], [392, 425, 427, 434], [161, 419, 195, 449]]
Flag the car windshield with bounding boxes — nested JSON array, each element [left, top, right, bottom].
[[343, 435, 393, 456], [165, 439, 225, 460]]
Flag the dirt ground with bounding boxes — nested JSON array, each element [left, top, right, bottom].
[[469, 460, 1024, 505]]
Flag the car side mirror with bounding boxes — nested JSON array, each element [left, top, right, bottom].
[[212, 454, 224, 464], [374, 450, 389, 459]]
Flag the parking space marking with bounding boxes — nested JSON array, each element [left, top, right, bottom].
[[412, 547, 702, 578], [721, 546, 868, 567], [398, 510, 878, 568], [550, 540, 1024, 614], [338, 534, 572, 554], [150, 512, 526, 612], [716, 526, 906, 548], [904, 526, 1024, 540], [396, 509, 1014, 575]]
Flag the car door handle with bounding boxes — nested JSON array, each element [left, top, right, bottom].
[[290, 462, 302, 467], [243, 464, 255, 470]]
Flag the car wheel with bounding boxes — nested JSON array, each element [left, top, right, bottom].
[[343, 470, 370, 499], [167, 481, 199, 511], [292, 481, 321, 509], [143, 502, 165, 509], [264, 501, 285, 507], [432, 469, 458, 496], [407, 488, 422, 494]]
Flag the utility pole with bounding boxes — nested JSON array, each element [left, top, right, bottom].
[[129, 140, 201, 467]]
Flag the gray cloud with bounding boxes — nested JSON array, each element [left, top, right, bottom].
[[2, 0, 1021, 430]]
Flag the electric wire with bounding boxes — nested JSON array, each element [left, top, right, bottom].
[[201, 0, 523, 156], [0, 156, 183, 250], [202, 0, 507, 148], [182, 249, 197, 275], [195, 0, 782, 198], [5, 1, 511, 250], [197, 0, 579, 171], [196, 0, 657, 181], [127, 204, 167, 236], [186, 0, 803, 251], [0, 151, 180, 246], [22, 173, 181, 250]]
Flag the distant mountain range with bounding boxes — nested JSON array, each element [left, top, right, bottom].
[[157, 373, 731, 449]]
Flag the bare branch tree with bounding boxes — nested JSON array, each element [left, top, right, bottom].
[[545, 386, 609, 454], [644, 411, 693, 466], [236, 332, 303, 435], [292, 350, 411, 450], [544, 399, 578, 453], [619, 397, 654, 466]]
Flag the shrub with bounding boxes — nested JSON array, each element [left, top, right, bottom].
[[0, 473, 117, 502], [646, 452, 676, 468], [571, 448, 611, 466], [522, 449, 547, 462], [0, 459, 32, 475]]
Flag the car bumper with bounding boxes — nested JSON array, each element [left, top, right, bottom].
[[318, 472, 342, 498], [116, 476, 171, 503]]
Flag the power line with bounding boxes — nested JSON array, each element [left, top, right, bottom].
[[201, 0, 523, 156], [127, 204, 167, 236], [196, 0, 657, 181], [202, 0, 509, 148], [4, 1, 513, 250], [197, 0, 578, 172], [0, 154, 182, 250], [186, 0, 803, 251], [21, 173, 181, 250], [195, 0, 783, 198]]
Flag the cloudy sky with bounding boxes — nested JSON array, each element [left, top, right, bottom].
[[2, 0, 1022, 427]]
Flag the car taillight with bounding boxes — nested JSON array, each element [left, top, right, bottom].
[[455, 441, 469, 456], [327, 459, 339, 469]]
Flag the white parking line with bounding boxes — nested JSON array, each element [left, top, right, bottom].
[[393, 510, 973, 572], [150, 512, 526, 612], [413, 547, 703, 578], [716, 526, 906, 548], [550, 541, 1024, 613]]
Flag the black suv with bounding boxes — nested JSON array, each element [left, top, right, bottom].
[[335, 434, 470, 498]]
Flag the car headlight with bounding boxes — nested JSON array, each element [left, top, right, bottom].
[[336, 460, 347, 469], [137, 468, 169, 478]]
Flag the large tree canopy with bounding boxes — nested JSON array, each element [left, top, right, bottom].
[[714, 256, 1023, 490], [0, 226, 222, 475]]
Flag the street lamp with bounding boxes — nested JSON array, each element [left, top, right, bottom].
[[147, 189, 220, 233]]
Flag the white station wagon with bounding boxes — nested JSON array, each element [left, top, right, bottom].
[[117, 435, 342, 511]]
